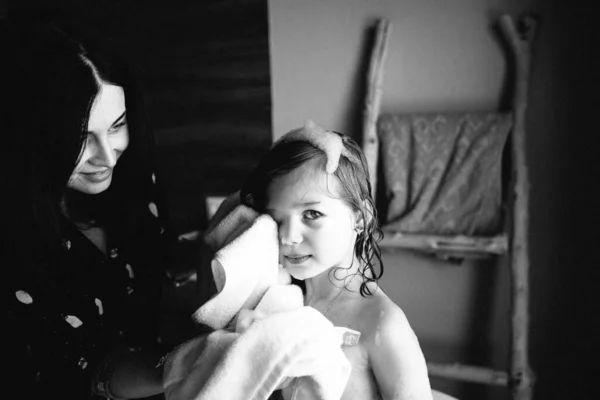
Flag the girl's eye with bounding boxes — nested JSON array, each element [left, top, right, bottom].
[[304, 210, 323, 220]]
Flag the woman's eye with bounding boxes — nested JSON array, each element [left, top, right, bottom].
[[304, 210, 322, 220], [109, 121, 127, 133]]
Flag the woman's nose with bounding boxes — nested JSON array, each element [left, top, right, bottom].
[[279, 219, 302, 246], [89, 135, 117, 168]]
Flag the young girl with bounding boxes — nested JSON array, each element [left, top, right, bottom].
[[241, 120, 433, 400]]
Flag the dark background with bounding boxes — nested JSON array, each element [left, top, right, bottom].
[[1, 0, 272, 365], [3, 0, 273, 235]]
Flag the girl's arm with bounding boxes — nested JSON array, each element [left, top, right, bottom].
[[368, 306, 433, 400]]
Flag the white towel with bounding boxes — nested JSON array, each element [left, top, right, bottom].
[[194, 205, 284, 330], [163, 204, 358, 400], [204, 198, 253, 252], [234, 284, 304, 333], [163, 307, 353, 400]]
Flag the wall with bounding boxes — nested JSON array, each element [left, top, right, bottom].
[[269, 0, 536, 138], [269, 1, 595, 399]]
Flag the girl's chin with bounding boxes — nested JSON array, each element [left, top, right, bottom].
[[285, 267, 311, 281], [285, 265, 329, 281]]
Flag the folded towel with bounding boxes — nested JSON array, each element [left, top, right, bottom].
[[234, 284, 304, 333], [377, 112, 511, 236], [168, 204, 358, 400], [163, 307, 353, 400], [194, 205, 283, 330], [204, 197, 252, 252]]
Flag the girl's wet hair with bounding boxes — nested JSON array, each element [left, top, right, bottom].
[[240, 132, 384, 296]]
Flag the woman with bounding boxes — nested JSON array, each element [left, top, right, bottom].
[[3, 19, 171, 399]]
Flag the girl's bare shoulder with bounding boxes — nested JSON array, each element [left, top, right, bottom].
[[354, 288, 413, 343]]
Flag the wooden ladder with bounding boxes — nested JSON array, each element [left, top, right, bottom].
[[362, 16, 536, 400]]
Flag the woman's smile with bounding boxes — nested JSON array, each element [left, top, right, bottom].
[[81, 168, 112, 183]]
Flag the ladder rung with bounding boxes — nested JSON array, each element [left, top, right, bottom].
[[379, 231, 508, 255], [427, 362, 509, 386]]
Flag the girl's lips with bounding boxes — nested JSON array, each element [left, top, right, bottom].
[[284, 255, 311, 265]]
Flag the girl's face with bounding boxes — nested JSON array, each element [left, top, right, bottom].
[[265, 161, 360, 280], [67, 83, 129, 195]]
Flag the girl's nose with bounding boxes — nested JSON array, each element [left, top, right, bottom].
[[279, 219, 302, 247]]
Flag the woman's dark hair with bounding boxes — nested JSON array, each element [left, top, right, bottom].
[[1, 19, 157, 280], [240, 132, 384, 296]]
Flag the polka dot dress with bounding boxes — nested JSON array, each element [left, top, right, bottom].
[[8, 200, 167, 399]]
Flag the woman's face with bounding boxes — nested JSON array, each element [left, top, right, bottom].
[[67, 83, 129, 194]]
